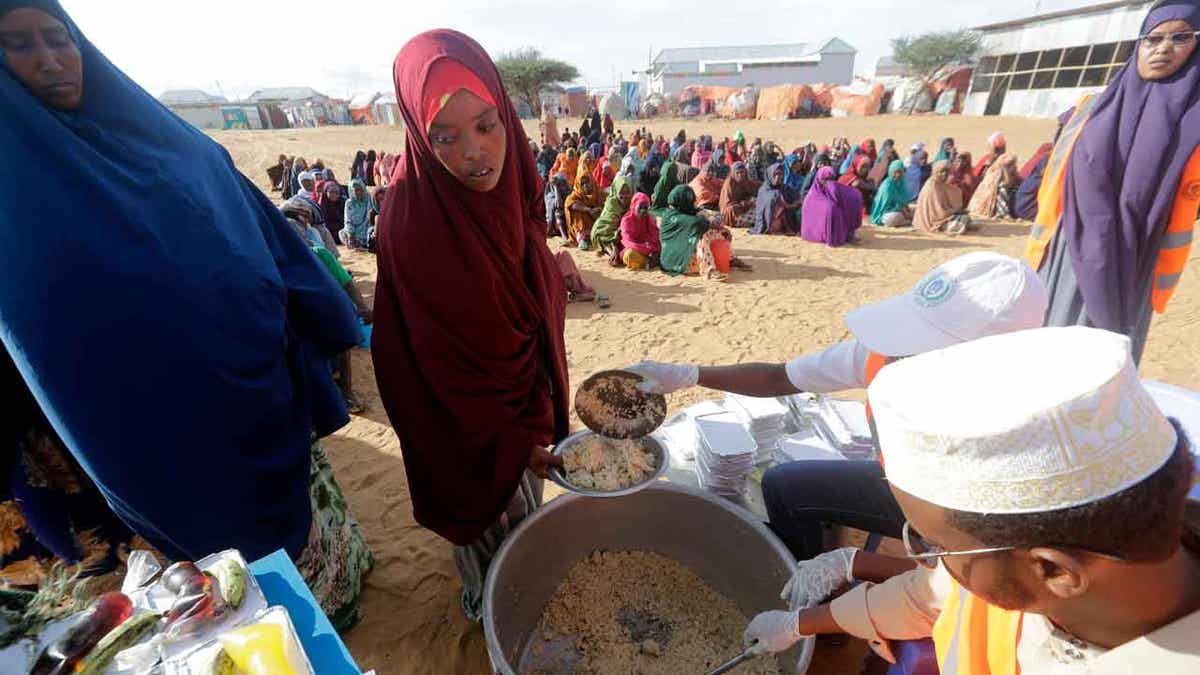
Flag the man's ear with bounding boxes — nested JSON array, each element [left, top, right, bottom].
[[1027, 547, 1090, 600]]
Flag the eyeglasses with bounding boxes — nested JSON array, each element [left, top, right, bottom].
[[902, 521, 1015, 569], [1138, 30, 1200, 49], [902, 521, 1127, 569]]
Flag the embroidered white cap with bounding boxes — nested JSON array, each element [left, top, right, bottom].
[[845, 252, 1049, 357], [868, 326, 1178, 513]]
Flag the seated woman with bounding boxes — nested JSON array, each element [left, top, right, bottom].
[[689, 157, 725, 212], [968, 153, 1021, 219], [947, 152, 978, 203], [564, 173, 604, 248], [751, 163, 801, 235], [913, 160, 972, 236], [593, 146, 620, 190], [588, 176, 633, 263], [318, 180, 345, 243], [719, 161, 760, 228], [637, 151, 663, 197], [549, 146, 579, 182], [544, 172, 572, 239], [1, 0, 370, 627], [342, 178, 377, 250], [903, 149, 931, 203], [620, 193, 661, 270], [283, 198, 373, 414], [536, 142, 558, 179], [659, 185, 737, 282], [870, 160, 913, 227], [801, 166, 862, 247], [837, 155, 876, 215]]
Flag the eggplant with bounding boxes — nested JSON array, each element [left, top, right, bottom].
[[29, 592, 132, 675]]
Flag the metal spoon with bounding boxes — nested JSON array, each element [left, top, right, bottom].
[[575, 370, 667, 439], [708, 645, 757, 675]]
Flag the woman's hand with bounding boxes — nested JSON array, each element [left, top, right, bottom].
[[528, 446, 563, 479]]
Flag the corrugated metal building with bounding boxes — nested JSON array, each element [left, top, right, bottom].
[[159, 89, 228, 130], [649, 39, 857, 98], [964, 0, 1154, 118]]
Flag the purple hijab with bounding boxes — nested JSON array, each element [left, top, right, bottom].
[[801, 166, 863, 247], [1062, 0, 1200, 332]]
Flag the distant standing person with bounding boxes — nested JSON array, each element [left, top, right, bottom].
[[363, 149, 377, 186], [372, 29, 569, 621], [1029, 0, 1200, 362]]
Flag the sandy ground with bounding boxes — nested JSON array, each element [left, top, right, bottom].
[[213, 116, 1199, 674]]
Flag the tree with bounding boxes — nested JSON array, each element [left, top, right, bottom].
[[891, 29, 981, 114], [495, 48, 580, 116]]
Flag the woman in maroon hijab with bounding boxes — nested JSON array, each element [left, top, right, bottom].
[[372, 29, 570, 621]]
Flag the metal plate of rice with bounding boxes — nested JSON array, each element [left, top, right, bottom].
[[549, 430, 669, 498]]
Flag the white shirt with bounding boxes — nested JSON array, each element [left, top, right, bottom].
[[784, 339, 872, 393]]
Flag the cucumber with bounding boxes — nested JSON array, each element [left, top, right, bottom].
[[76, 611, 160, 675]]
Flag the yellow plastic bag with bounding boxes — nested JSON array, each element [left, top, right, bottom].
[[217, 623, 297, 675]]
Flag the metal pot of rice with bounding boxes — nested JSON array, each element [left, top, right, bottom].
[[483, 482, 814, 674]]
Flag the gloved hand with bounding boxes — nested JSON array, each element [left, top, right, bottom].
[[780, 547, 857, 611], [743, 610, 808, 656], [624, 361, 700, 395]]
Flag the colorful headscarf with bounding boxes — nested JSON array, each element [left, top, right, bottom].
[[871, 160, 911, 225], [375, 29, 569, 545]]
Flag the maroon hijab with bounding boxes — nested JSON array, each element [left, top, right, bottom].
[[373, 30, 569, 545]]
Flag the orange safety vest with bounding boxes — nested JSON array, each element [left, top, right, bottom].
[[932, 581, 1024, 675], [864, 352, 889, 464], [1026, 94, 1200, 315]]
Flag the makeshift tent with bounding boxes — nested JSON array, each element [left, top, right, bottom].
[[830, 82, 885, 117], [511, 96, 533, 119], [755, 84, 817, 120], [810, 84, 836, 113], [888, 78, 935, 114], [349, 92, 382, 124], [929, 66, 973, 114], [719, 87, 758, 119], [599, 93, 628, 120], [935, 89, 959, 115], [641, 93, 667, 118], [679, 85, 743, 116], [559, 87, 588, 116], [621, 81, 640, 117]]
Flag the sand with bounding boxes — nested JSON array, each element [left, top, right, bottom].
[[212, 116, 1199, 674]]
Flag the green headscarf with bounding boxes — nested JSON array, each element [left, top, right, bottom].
[[651, 160, 680, 213], [589, 177, 632, 248], [870, 160, 911, 225], [658, 185, 709, 276]]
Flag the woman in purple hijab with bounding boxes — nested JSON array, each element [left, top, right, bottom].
[[1035, 0, 1200, 363], [801, 166, 863, 247]]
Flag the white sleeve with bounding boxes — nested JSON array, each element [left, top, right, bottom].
[[783, 340, 870, 393]]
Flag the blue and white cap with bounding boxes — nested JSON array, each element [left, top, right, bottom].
[[844, 252, 1049, 357]]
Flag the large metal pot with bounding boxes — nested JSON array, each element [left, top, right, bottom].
[[483, 482, 814, 673]]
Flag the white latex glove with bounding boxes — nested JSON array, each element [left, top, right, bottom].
[[743, 610, 808, 656], [625, 361, 699, 395], [780, 547, 857, 611]]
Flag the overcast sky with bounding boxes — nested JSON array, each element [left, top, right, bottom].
[[59, 0, 1107, 101]]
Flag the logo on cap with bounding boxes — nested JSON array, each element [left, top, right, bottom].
[[914, 273, 956, 308]]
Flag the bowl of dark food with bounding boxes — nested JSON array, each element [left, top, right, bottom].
[[575, 370, 668, 440], [548, 430, 669, 498], [483, 482, 814, 674]]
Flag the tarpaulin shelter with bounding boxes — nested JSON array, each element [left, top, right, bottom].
[[810, 84, 836, 112], [622, 81, 640, 117], [599, 93, 628, 119], [755, 84, 817, 120], [559, 87, 588, 116], [929, 66, 973, 114], [830, 82, 885, 117], [679, 85, 743, 116], [887, 78, 935, 114], [719, 87, 758, 119]]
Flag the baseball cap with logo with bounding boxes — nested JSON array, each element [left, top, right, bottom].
[[844, 252, 1049, 357]]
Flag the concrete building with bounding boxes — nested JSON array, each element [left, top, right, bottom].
[[649, 39, 857, 98], [964, 0, 1154, 118]]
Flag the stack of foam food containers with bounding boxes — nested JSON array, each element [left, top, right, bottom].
[[724, 394, 790, 464], [693, 411, 758, 499]]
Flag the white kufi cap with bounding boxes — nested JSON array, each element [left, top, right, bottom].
[[868, 326, 1177, 513]]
